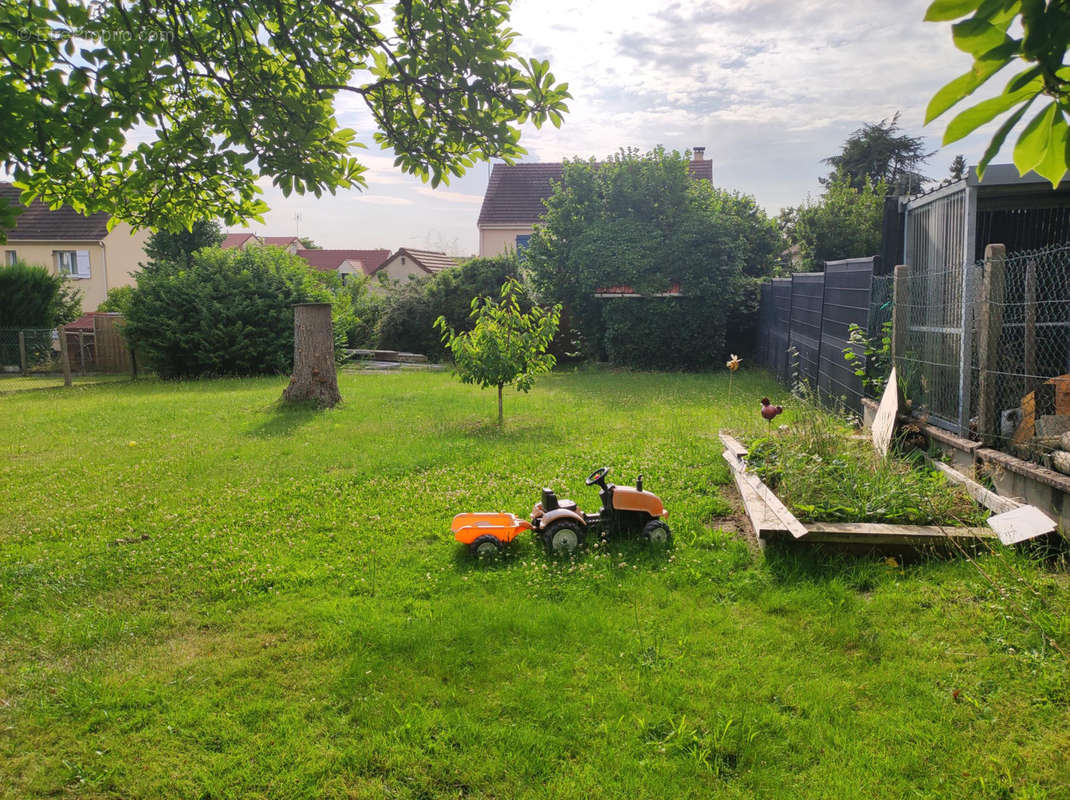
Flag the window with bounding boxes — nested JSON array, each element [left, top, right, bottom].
[[4, 250, 15, 265], [54, 250, 91, 278], [515, 234, 531, 250]]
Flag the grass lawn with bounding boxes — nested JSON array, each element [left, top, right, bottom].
[[1, 369, 1067, 799]]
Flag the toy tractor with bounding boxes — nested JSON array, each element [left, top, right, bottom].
[[531, 466, 670, 554]]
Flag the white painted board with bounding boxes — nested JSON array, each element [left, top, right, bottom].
[[987, 504, 1056, 546], [871, 367, 899, 457]]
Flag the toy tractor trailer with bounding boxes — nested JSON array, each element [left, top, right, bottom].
[[452, 466, 670, 556]]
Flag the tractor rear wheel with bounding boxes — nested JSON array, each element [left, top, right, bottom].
[[641, 520, 672, 546], [543, 520, 584, 555], [471, 535, 502, 559]]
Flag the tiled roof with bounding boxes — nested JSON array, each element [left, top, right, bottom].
[[477, 157, 714, 227], [262, 236, 300, 247], [0, 183, 111, 241], [221, 232, 261, 249], [393, 248, 460, 274], [297, 248, 391, 275]]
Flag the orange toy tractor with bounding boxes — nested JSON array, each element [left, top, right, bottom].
[[453, 466, 670, 556]]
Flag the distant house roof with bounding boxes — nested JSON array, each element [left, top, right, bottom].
[[0, 183, 111, 241], [297, 248, 391, 275], [477, 154, 714, 228], [390, 248, 460, 274], [262, 236, 300, 247], [221, 232, 261, 249]]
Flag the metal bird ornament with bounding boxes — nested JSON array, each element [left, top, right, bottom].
[[760, 397, 783, 426]]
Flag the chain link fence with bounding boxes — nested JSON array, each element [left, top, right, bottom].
[[0, 322, 134, 393]]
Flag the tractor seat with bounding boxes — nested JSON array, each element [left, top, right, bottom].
[[541, 489, 577, 513]]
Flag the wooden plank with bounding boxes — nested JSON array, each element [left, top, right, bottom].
[[804, 522, 995, 542], [718, 432, 748, 459], [986, 505, 1057, 546], [872, 367, 899, 457], [721, 448, 802, 538], [928, 459, 1021, 515]]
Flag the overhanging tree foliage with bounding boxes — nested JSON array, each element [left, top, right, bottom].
[[0, 0, 570, 237], [524, 148, 781, 367], [925, 0, 1070, 186], [435, 278, 560, 425]]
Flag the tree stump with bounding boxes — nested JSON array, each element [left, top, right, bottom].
[[282, 303, 341, 407]]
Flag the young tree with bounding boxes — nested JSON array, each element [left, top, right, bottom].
[[0, 1, 570, 237], [821, 113, 932, 195], [144, 220, 224, 269], [925, 1, 1070, 187], [435, 279, 560, 425]]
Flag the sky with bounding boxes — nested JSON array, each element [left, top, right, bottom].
[[242, 0, 1003, 254]]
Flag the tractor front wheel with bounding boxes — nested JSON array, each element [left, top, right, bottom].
[[641, 520, 672, 546], [471, 535, 502, 559], [543, 520, 584, 555]]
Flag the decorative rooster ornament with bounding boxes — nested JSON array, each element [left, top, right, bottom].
[[760, 397, 783, 427]]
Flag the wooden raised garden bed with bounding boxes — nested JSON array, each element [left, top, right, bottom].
[[719, 432, 1055, 550]]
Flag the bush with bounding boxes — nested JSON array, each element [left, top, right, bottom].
[[378, 255, 522, 360], [0, 260, 83, 328], [601, 298, 725, 370], [345, 279, 386, 349], [122, 246, 331, 378], [97, 285, 135, 315]]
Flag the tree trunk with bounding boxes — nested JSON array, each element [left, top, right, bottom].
[[497, 383, 503, 425], [282, 303, 341, 407]]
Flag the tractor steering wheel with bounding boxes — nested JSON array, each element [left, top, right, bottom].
[[586, 466, 610, 486]]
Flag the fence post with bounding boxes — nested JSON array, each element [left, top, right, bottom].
[[977, 244, 1006, 446], [78, 332, 87, 377], [18, 331, 26, 374], [59, 330, 72, 387], [891, 264, 910, 366]]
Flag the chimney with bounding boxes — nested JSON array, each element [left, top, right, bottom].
[[693, 146, 706, 160]]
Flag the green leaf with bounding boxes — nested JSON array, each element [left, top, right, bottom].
[[951, 17, 1008, 56], [1033, 109, 1068, 186], [925, 52, 1011, 122], [925, 0, 984, 21], [942, 78, 1041, 144], [977, 97, 1035, 177], [1013, 101, 1058, 174]]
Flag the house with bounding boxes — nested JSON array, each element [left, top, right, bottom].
[[262, 236, 301, 254], [296, 248, 391, 284], [476, 146, 714, 258], [0, 183, 150, 312], [220, 232, 263, 250], [375, 248, 460, 284]]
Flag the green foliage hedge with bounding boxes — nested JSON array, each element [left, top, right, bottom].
[[602, 298, 725, 370], [122, 246, 333, 378], [525, 147, 781, 369], [0, 260, 82, 328], [377, 255, 524, 361]]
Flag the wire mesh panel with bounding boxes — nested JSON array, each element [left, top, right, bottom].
[[0, 329, 58, 373], [789, 272, 824, 389], [976, 242, 1070, 460], [902, 183, 977, 433], [818, 258, 874, 412]]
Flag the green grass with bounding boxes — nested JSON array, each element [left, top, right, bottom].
[[1, 369, 1067, 799]]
